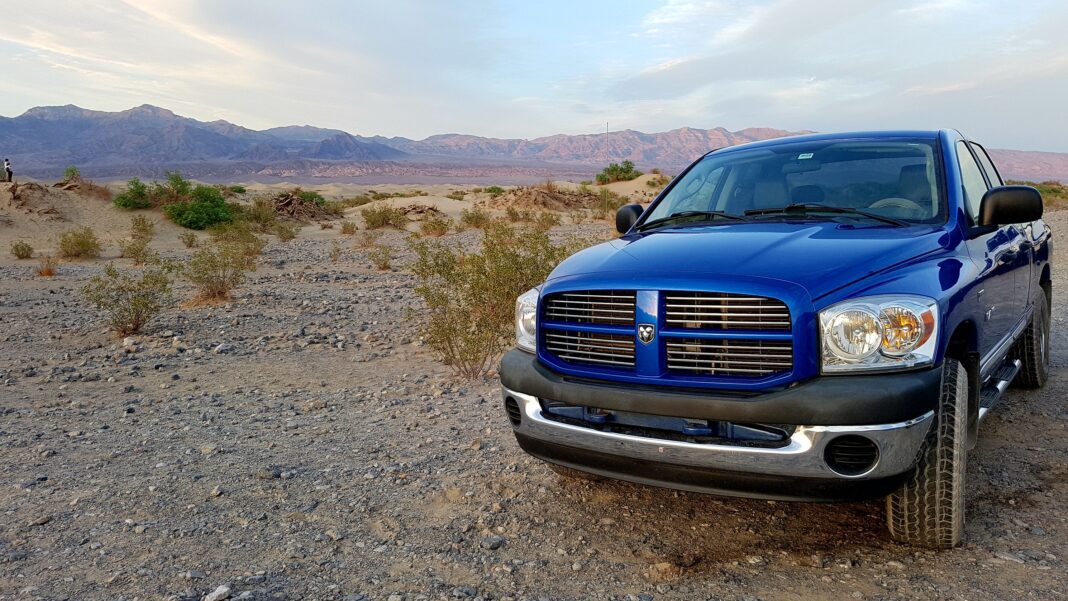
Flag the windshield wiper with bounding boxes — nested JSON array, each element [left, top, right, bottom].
[[744, 203, 908, 227], [636, 210, 749, 232]]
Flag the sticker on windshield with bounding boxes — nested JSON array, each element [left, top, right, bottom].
[[797, 152, 814, 160]]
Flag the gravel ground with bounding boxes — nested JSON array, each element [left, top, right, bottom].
[[1, 219, 1065, 601]]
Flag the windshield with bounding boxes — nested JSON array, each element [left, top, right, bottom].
[[642, 138, 944, 226]]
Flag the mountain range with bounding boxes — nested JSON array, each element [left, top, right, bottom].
[[1, 104, 1066, 183]]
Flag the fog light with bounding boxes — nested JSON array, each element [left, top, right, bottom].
[[824, 435, 879, 476], [505, 397, 522, 427]]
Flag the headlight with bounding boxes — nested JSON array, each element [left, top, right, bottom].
[[820, 295, 938, 373], [515, 287, 540, 353]]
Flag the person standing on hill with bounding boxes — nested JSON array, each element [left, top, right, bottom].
[[2, 158, 11, 183]]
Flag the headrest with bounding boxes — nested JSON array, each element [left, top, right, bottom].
[[753, 180, 789, 209], [898, 164, 932, 201]]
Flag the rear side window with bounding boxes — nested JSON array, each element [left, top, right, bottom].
[[970, 142, 1003, 187], [956, 141, 988, 222]]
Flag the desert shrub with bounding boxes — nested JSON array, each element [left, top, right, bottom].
[[408, 223, 581, 378], [542, 179, 557, 193], [10, 240, 33, 259], [59, 227, 102, 259], [646, 173, 671, 190], [532, 211, 562, 231], [82, 263, 172, 336], [420, 214, 453, 237], [577, 182, 593, 195], [229, 184, 246, 194], [593, 188, 628, 219], [184, 244, 253, 301], [208, 221, 265, 260], [63, 166, 81, 181], [118, 238, 155, 265], [595, 160, 642, 185], [130, 215, 155, 242], [150, 171, 193, 205], [273, 221, 299, 242], [501, 208, 531, 224], [446, 191, 466, 201], [340, 220, 358, 235], [164, 185, 233, 229], [471, 188, 483, 194], [484, 186, 505, 197], [460, 207, 493, 229], [368, 245, 391, 270], [37, 255, 58, 277], [113, 177, 151, 209], [320, 222, 335, 230], [330, 240, 343, 263], [362, 205, 408, 229], [179, 232, 199, 248], [322, 201, 347, 216], [229, 196, 277, 232], [355, 230, 382, 248]]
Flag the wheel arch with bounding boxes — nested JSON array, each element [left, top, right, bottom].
[[944, 320, 981, 447]]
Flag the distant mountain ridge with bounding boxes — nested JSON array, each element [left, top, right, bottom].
[[1, 104, 1066, 182]]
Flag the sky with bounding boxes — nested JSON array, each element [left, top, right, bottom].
[[1, 0, 1067, 151]]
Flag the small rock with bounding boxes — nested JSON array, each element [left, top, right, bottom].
[[29, 515, 51, 527], [183, 570, 207, 580], [122, 337, 137, 347], [451, 586, 477, 598], [210, 485, 223, 497], [213, 343, 234, 354], [481, 535, 505, 550], [203, 584, 231, 601], [256, 467, 281, 480]]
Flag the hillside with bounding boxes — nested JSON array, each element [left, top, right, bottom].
[[2, 104, 1067, 182]]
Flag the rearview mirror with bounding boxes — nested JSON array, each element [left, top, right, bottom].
[[978, 185, 1042, 226], [616, 204, 644, 234]]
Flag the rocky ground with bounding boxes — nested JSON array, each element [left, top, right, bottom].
[[1, 212, 1066, 601]]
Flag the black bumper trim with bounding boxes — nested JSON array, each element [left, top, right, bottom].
[[500, 349, 940, 425], [517, 433, 907, 502]]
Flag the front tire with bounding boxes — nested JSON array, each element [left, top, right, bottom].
[[886, 358, 968, 548], [1014, 289, 1050, 389]]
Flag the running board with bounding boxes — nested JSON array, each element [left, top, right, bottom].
[[978, 358, 1022, 422]]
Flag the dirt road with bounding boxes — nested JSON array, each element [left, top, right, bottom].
[[1, 218, 1065, 601]]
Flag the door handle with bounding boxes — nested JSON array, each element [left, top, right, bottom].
[[999, 249, 1019, 265]]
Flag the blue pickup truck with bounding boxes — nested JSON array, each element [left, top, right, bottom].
[[500, 130, 1051, 548]]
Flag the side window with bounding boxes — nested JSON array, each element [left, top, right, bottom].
[[956, 141, 988, 223], [969, 142, 1003, 187]]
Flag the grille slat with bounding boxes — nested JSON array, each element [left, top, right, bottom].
[[544, 329, 635, 368], [544, 290, 636, 326], [666, 338, 793, 377], [664, 292, 790, 331]]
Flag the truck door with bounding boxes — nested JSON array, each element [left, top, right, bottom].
[[970, 141, 1032, 320], [958, 141, 1019, 356]]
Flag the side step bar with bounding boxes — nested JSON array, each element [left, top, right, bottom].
[[978, 359, 1022, 422]]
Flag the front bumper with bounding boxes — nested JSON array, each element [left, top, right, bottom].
[[500, 350, 941, 501]]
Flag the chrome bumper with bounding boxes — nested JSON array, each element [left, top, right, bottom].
[[503, 387, 933, 480]]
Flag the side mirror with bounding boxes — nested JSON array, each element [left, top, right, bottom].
[[979, 185, 1042, 226], [616, 204, 644, 234]]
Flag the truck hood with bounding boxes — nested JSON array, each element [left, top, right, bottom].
[[547, 222, 950, 300]]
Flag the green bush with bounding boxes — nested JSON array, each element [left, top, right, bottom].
[[153, 172, 193, 205], [118, 237, 155, 266], [233, 196, 278, 232], [10, 240, 33, 259], [208, 221, 265, 261], [229, 184, 246, 194], [595, 160, 642, 185], [59, 227, 103, 259], [368, 244, 391, 270], [82, 263, 172, 336], [361, 205, 409, 229], [113, 177, 151, 209], [184, 243, 253, 301], [408, 223, 582, 378], [420, 214, 453, 237], [164, 185, 233, 229], [460, 207, 493, 229], [63, 166, 81, 181], [273, 221, 299, 242]]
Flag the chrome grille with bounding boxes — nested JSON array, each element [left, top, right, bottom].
[[543, 291, 636, 326], [666, 338, 793, 377], [543, 330, 635, 367], [664, 292, 790, 330]]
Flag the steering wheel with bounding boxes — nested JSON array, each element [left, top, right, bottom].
[[869, 197, 925, 212]]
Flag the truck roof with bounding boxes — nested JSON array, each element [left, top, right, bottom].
[[714, 129, 949, 155]]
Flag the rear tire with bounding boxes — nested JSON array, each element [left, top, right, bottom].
[[886, 358, 968, 548], [1013, 290, 1050, 389], [546, 462, 604, 482]]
